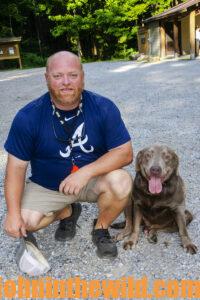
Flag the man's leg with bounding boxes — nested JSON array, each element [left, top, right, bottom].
[[21, 205, 72, 232], [92, 169, 132, 258], [95, 169, 132, 229], [21, 181, 82, 242]]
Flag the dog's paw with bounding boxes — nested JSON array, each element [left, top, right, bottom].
[[123, 236, 138, 250], [123, 240, 134, 250], [123, 232, 138, 250], [185, 243, 198, 255], [147, 230, 158, 244], [147, 232, 158, 244]]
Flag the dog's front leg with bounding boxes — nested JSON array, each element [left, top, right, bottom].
[[114, 197, 133, 241], [174, 206, 197, 254], [123, 206, 142, 250]]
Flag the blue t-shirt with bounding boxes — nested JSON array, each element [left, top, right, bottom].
[[4, 90, 131, 190]]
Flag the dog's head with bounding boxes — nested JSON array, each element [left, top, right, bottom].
[[135, 144, 179, 195]]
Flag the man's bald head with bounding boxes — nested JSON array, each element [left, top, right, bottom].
[[45, 51, 84, 110], [46, 51, 83, 72]]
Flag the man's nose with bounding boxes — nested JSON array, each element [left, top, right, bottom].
[[62, 75, 70, 84]]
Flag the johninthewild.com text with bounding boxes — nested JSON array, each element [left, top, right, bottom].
[[0, 276, 200, 298]]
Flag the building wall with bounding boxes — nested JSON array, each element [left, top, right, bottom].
[[181, 15, 190, 55], [196, 14, 200, 26], [137, 27, 148, 55], [181, 13, 200, 55], [141, 10, 200, 58], [149, 21, 160, 56]]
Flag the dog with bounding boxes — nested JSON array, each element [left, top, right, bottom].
[[114, 144, 197, 255]]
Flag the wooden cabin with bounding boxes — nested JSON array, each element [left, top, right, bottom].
[[138, 0, 200, 59]]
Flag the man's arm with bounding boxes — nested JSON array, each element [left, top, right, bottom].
[[59, 141, 133, 195], [4, 154, 28, 238]]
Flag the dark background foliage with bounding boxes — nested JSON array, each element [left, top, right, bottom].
[[0, 0, 184, 67]]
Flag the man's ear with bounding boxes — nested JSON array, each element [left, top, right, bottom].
[[45, 72, 48, 81]]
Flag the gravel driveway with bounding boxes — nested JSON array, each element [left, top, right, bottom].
[[0, 58, 200, 299]]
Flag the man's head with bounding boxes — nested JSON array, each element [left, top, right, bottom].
[[45, 51, 84, 110]]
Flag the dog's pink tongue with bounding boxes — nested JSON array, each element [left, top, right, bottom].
[[149, 177, 162, 194]]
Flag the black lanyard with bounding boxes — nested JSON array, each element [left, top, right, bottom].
[[52, 102, 83, 146], [51, 98, 84, 171]]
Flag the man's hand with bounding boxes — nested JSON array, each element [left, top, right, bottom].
[[4, 213, 27, 238], [59, 168, 92, 196], [59, 141, 133, 196]]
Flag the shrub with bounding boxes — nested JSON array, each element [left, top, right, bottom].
[[112, 46, 138, 60], [22, 52, 45, 68]]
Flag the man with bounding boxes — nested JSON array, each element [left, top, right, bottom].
[[4, 51, 133, 260]]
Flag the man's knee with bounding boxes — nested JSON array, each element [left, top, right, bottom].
[[21, 209, 44, 230], [101, 169, 133, 199]]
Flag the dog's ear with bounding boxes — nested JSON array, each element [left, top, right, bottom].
[[135, 149, 145, 172], [172, 151, 179, 175]]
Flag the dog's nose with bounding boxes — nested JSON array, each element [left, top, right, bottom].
[[150, 166, 162, 176]]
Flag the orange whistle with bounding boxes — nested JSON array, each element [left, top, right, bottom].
[[71, 164, 79, 173]]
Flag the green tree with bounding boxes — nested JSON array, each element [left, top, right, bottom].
[[37, 0, 175, 59], [0, 0, 26, 37], [0, 0, 66, 62], [0, 0, 183, 62]]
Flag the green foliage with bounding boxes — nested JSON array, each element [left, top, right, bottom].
[[36, 0, 174, 59], [112, 46, 138, 59], [0, 0, 34, 37], [22, 52, 45, 68], [0, 0, 179, 61]]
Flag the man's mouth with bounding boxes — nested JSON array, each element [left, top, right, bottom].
[[60, 88, 74, 93]]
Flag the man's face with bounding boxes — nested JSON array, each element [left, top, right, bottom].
[[45, 54, 84, 110]]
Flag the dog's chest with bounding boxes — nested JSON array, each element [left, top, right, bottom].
[[137, 199, 173, 223]]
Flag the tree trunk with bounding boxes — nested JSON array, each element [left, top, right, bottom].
[[77, 37, 82, 57]]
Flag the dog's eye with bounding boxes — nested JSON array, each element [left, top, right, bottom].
[[145, 152, 152, 159], [163, 153, 171, 161]]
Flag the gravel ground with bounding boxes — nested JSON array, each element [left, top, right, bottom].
[[0, 58, 200, 299]]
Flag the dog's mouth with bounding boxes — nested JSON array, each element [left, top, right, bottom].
[[143, 167, 168, 195], [148, 176, 163, 194]]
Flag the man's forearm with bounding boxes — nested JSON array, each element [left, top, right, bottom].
[[81, 143, 133, 179], [59, 142, 133, 195], [4, 160, 27, 216]]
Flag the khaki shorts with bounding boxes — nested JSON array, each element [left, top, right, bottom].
[[21, 179, 99, 215]]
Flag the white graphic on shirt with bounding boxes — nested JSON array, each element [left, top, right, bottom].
[[64, 115, 76, 122], [59, 123, 94, 158], [64, 110, 81, 122]]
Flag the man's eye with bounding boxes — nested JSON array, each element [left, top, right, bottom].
[[53, 74, 62, 79], [69, 73, 78, 79]]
